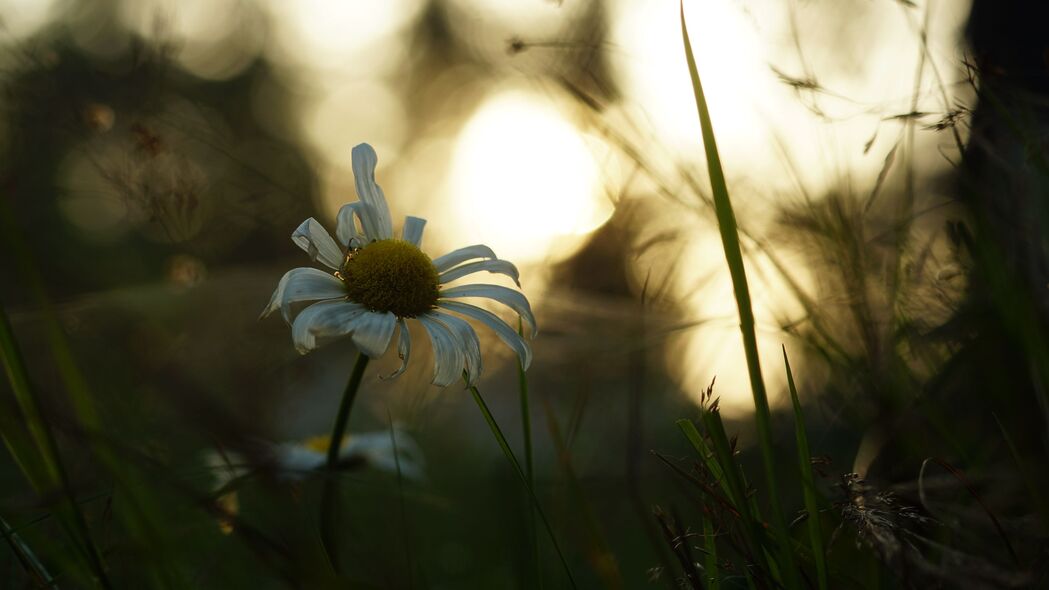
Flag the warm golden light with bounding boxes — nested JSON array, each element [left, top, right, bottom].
[[0, 0, 60, 41], [611, 0, 972, 412], [447, 88, 612, 264], [264, 0, 425, 73]]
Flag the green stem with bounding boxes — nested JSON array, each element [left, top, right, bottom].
[[467, 381, 578, 589], [680, 5, 801, 588], [320, 352, 370, 571], [0, 307, 112, 589], [517, 320, 542, 588]]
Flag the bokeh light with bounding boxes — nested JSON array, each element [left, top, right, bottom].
[[447, 87, 611, 264]]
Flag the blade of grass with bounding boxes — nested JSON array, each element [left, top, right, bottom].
[[518, 319, 542, 589], [679, 4, 802, 588], [387, 411, 414, 590], [701, 516, 719, 590], [0, 199, 179, 588], [467, 382, 578, 589], [539, 393, 624, 590], [1, 514, 57, 589], [783, 347, 828, 590], [675, 419, 732, 504], [676, 417, 772, 583], [0, 305, 112, 588]]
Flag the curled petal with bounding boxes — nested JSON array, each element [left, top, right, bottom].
[[381, 319, 412, 380], [430, 310, 482, 387], [431, 244, 497, 273], [437, 301, 532, 370], [291, 218, 344, 270], [417, 315, 464, 387], [260, 267, 346, 323], [402, 216, 426, 247], [336, 202, 370, 247], [291, 300, 367, 354], [348, 311, 398, 358], [351, 143, 393, 240], [438, 284, 537, 338], [439, 259, 520, 287]]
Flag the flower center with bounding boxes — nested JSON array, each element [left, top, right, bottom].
[[340, 239, 439, 317]]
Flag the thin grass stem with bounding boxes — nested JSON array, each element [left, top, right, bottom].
[[517, 319, 543, 588], [0, 307, 112, 589], [467, 381, 578, 589]]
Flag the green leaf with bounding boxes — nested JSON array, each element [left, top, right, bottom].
[[784, 347, 829, 590]]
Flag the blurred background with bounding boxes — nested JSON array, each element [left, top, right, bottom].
[[1, 0, 1047, 587]]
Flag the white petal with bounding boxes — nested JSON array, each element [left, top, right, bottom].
[[291, 218, 344, 270], [290, 300, 366, 354], [348, 310, 397, 358], [261, 268, 346, 323], [437, 301, 533, 369], [381, 319, 412, 380], [336, 202, 370, 247], [351, 143, 393, 240], [261, 269, 293, 319], [276, 445, 326, 477], [431, 244, 497, 273], [401, 216, 426, 247], [343, 429, 425, 480], [439, 259, 520, 287], [438, 284, 537, 338], [417, 314, 464, 387], [430, 310, 482, 387]]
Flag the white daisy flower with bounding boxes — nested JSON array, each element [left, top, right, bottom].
[[261, 143, 535, 387], [273, 430, 425, 482], [207, 429, 425, 533]]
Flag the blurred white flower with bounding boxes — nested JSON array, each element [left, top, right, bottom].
[[273, 430, 425, 481], [207, 428, 425, 533], [208, 428, 425, 485], [262, 143, 535, 387]]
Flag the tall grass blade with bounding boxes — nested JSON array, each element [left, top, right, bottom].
[[1, 200, 178, 587], [676, 417, 772, 582], [518, 319, 542, 588], [701, 515, 719, 590], [467, 382, 578, 589], [782, 347, 828, 590], [539, 394, 624, 589], [0, 306, 111, 588], [0, 515, 56, 588], [679, 3, 802, 587]]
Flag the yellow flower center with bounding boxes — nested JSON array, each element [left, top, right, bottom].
[[304, 435, 334, 453], [341, 239, 439, 318]]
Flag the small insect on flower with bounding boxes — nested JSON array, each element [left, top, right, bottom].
[[262, 143, 536, 386]]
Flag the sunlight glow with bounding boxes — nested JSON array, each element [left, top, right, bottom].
[[0, 0, 60, 41], [304, 80, 407, 172], [264, 0, 425, 73], [447, 89, 611, 264], [612, 0, 972, 412], [119, 0, 261, 80]]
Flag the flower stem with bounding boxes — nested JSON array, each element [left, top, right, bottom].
[[320, 352, 370, 571]]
